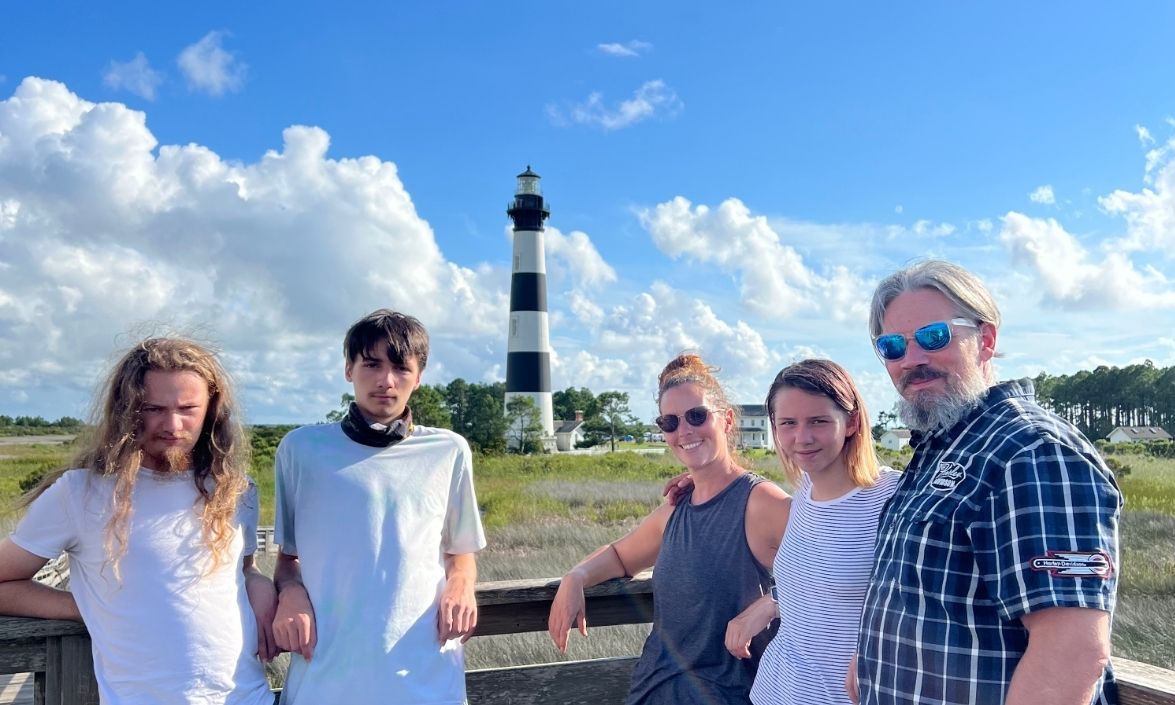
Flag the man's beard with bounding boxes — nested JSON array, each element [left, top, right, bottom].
[[897, 362, 990, 433], [160, 444, 193, 472]]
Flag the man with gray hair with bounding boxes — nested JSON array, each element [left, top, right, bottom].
[[851, 260, 1121, 705]]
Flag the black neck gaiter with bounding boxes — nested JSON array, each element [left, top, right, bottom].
[[340, 402, 413, 448]]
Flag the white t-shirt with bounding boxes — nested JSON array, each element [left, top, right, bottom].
[[10, 468, 273, 705], [751, 468, 901, 705], [275, 423, 486, 705]]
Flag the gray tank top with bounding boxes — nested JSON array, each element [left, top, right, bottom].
[[626, 472, 774, 704]]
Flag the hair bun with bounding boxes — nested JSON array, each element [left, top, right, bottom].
[[659, 352, 714, 388]]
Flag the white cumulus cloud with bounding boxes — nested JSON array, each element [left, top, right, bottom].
[[177, 31, 247, 96], [596, 41, 653, 58], [103, 52, 164, 100], [543, 226, 617, 288], [638, 197, 869, 322], [998, 212, 1175, 309], [1099, 133, 1175, 253], [1029, 185, 1056, 205], [0, 77, 508, 421], [548, 80, 682, 131]]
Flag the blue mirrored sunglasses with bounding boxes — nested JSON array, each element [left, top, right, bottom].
[[873, 318, 977, 361]]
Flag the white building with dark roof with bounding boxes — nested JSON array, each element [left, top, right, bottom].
[[879, 428, 912, 451], [1107, 426, 1172, 443], [737, 404, 772, 449], [554, 411, 588, 451]]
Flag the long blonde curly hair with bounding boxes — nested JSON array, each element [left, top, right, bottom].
[[24, 338, 250, 578]]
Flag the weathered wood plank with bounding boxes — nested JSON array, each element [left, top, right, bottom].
[[475, 574, 654, 636], [44, 637, 97, 705], [1119, 657, 1175, 705], [0, 641, 45, 675], [478, 593, 654, 637], [475, 573, 652, 606], [467, 657, 637, 705], [0, 620, 86, 644]]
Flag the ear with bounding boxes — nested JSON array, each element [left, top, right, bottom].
[[344, 361, 354, 383], [977, 322, 998, 362], [844, 411, 858, 438]]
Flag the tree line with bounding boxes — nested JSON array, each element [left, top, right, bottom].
[[325, 382, 643, 454], [1033, 360, 1175, 441], [0, 415, 84, 434]]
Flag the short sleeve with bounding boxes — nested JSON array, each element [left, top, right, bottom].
[[441, 436, 486, 555], [10, 472, 80, 560], [274, 437, 298, 556], [970, 440, 1121, 622], [238, 480, 260, 557]]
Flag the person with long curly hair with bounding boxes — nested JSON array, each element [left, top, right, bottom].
[[548, 352, 790, 704], [0, 337, 276, 705]]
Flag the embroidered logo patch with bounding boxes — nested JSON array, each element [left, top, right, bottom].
[[1029, 551, 1114, 578], [930, 461, 965, 491]]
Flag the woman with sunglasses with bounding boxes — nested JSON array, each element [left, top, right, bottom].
[[722, 359, 898, 705], [548, 353, 791, 704]]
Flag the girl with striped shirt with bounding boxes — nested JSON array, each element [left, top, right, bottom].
[[727, 359, 900, 705]]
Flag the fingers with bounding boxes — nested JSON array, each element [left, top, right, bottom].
[[437, 600, 478, 643], [256, 616, 278, 662], [846, 653, 859, 704], [273, 613, 315, 661], [724, 618, 754, 660], [546, 607, 586, 652]]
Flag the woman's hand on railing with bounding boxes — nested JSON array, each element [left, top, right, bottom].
[[273, 583, 317, 661], [548, 573, 588, 653]]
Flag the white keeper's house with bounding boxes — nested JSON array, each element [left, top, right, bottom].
[[879, 428, 912, 451], [737, 404, 772, 449], [1106, 426, 1172, 444]]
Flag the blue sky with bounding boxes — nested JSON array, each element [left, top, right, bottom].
[[2, 3, 1175, 424]]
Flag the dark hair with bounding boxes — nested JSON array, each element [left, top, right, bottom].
[[765, 359, 879, 488], [343, 309, 430, 370]]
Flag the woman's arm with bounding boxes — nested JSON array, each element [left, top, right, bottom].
[[547, 502, 673, 652], [745, 482, 791, 570]]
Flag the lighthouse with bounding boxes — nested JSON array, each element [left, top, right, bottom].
[[505, 166, 555, 438]]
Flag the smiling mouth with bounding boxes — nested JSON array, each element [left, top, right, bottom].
[[680, 440, 702, 451]]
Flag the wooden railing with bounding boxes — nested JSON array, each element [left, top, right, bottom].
[[1, 576, 1172, 705]]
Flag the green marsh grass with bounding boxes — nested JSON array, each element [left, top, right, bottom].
[[3, 439, 1174, 671]]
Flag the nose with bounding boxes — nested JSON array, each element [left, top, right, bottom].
[[796, 423, 815, 444], [161, 412, 183, 433], [900, 341, 930, 369]]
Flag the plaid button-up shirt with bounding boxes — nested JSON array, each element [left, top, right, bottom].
[[857, 379, 1122, 705]]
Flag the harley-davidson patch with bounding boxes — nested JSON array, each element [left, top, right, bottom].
[[1029, 551, 1114, 578], [930, 461, 965, 491]]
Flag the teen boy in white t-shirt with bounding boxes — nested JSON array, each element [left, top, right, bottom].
[[272, 309, 486, 705]]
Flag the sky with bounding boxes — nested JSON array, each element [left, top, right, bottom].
[[2, 3, 1175, 425]]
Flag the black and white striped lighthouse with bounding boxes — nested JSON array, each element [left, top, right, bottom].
[[505, 166, 555, 436]]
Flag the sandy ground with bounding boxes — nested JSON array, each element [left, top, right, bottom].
[[0, 435, 75, 446]]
